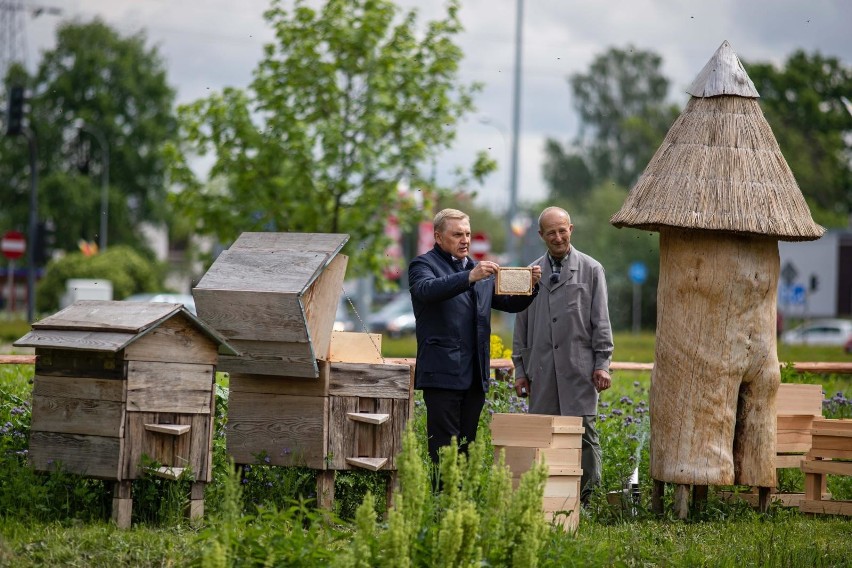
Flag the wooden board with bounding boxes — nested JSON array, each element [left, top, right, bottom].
[[328, 362, 413, 399], [124, 315, 219, 365], [303, 253, 348, 362], [327, 396, 359, 470], [31, 394, 125, 438], [29, 431, 122, 479], [497, 446, 582, 477], [328, 331, 383, 364], [230, 232, 349, 255], [193, 288, 308, 343], [490, 414, 583, 448], [802, 460, 852, 476], [542, 475, 582, 498], [777, 415, 814, 430], [228, 364, 330, 397], [145, 423, 191, 436], [124, 413, 211, 481], [30, 300, 179, 333], [226, 391, 327, 469], [15, 329, 136, 352], [126, 361, 214, 414], [33, 374, 125, 403], [777, 383, 823, 416], [218, 338, 317, 378], [346, 457, 388, 471], [776, 430, 813, 453], [194, 249, 330, 295], [799, 500, 852, 516], [35, 349, 125, 380]]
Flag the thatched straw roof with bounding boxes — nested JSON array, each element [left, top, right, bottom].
[[610, 41, 824, 241]]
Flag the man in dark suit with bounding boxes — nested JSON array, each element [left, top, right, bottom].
[[409, 208, 541, 463]]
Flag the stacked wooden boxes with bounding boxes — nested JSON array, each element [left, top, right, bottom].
[[800, 418, 852, 516], [490, 413, 584, 531], [14, 301, 235, 528], [192, 232, 414, 507]]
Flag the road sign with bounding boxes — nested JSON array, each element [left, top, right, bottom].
[[781, 283, 806, 306], [1, 230, 25, 260], [780, 261, 798, 286], [628, 261, 648, 285], [470, 232, 490, 261]]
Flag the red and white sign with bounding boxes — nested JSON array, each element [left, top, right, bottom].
[[470, 232, 490, 261], [1, 230, 25, 260]]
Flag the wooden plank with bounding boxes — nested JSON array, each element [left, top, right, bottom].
[[802, 460, 852, 476], [491, 414, 583, 448], [799, 500, 852, 516], [497, 446, 582, 477], [196, 248, 334, 294], [776, 430, 812, 448], [31, 394, 125, 437], [126, 361, 214, 414], [316, 470, 335, 510], [29, 431, 121, 479], [812, 419, 852, 435], [542, 475, 581, 498], [226, 391, 327, 469], [150, 466, 186, 480], [390, 398, 408, 470], [145, 423, 191, 436], [328, 396, 358, 470], [357, 398, 375, 459], [125, 412, 171, 479], [346, 457, 388, 471], [192, 412, 214, 482], [228, 364, 329, 397], [385, 357, 515, 371], [777, 383, 823, 416], [112, 497, 133, 529], [777, 415, 814, 430], [806, 448, 852, 460], [686, 41, 759, 98], [193, 288, 309, 343], [542, 496, 580, 513], [552, 425, 586, 434], [33, 374, 125, 402], [810, 435, 852, 452], [230, 232, 349, 255], [303, 253, 348, 362], [547, 467, 583, 477], [775, 455, 804, 469], [374, 399, 395, 464], [32, 300, 179, 333], [0, 355, 36, 364], [124, 315, 219, 365], [35, 349, 124, 379], [15, 329, 136, 352], [328, 331, 383, 364], [218, 338, 317, 378], [328, 362, 412, 399], [347, 412, 390, 425]]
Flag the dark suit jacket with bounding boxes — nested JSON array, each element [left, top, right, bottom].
[[409, 244, 537, 391]]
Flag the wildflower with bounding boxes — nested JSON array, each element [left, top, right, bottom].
[[612, 408, 623, 416], [619, 396, 634, 405], [599, 414, 608, 421], [633, 381, 640, 387], [264, 455, 271, 464], [600, 401, 610, 408], [281, 447, 292, 455]]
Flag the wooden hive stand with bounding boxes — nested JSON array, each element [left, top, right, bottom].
[[490, 413, 584, 532], [800, 418, 852, 516]]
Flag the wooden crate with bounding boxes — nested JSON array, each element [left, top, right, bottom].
[[800, 418, 852, 516], [491, 413, 584, 532], [16, 300, 235, 528]]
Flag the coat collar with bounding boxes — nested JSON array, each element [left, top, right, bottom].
[[541, 247, 577, 291]]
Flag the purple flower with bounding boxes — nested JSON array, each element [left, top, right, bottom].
[[612, 408, 623, 416]]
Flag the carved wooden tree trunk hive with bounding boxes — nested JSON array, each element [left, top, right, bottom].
[[611, 41, 824, 496]]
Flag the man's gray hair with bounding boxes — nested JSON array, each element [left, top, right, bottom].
[[434, 208, 469, 232], [538, 206, 571, 230]]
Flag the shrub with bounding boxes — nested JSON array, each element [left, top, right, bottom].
[[35, 245, 165, 313]]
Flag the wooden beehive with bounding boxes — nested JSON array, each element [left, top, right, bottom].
[[800, 418, 852, 516], [14, 300, 236, 528], [491, 413, 584, 532], [193, 232, 415, 505]]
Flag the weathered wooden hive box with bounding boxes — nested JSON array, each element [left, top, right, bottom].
[[491, 413, 584, 532], [14, 300, 235, 526], [193, 232, 414, 475]]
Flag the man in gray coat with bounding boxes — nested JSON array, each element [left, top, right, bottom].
[[512, 206, 613, 504]]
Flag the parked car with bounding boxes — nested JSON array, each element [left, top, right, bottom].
[[780, 319, 852, 347], [123, 292, 197, 316], [367, 293, 416, 338]]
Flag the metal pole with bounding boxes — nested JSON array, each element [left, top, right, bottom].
[[77, 121, 109, 250], [25, 127, 37, 322], [507, 0, 524, 265], [632, 282, 641, 333]]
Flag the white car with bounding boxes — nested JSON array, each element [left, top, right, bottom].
[[780, 319, 852, 346], [123, 292, 197, 315]]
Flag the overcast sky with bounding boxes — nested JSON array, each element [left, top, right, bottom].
[[19, 0, 852, 213]]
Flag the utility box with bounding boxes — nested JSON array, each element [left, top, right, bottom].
[[15, 300, 236, 528], [193, 232, 415, 507], [61, 278, 113, 308]]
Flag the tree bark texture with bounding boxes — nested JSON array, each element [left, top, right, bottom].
[[650, 228, 779, 487]]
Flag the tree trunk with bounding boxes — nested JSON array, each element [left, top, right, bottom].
[[650, 228, 779, 487]]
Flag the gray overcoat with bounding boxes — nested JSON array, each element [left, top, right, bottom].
[[512, 247, 614, 416]]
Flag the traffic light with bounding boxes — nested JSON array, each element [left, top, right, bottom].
[[810, 274, 819, 292], [5, 85, 25, 136], [33, 221, 56, 265]]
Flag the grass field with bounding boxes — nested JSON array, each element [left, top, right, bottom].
[[1, 324, 851, 566]]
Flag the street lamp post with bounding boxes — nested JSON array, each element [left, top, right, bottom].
[[75, 120, 109, 251], [507, 0, 525, 266]]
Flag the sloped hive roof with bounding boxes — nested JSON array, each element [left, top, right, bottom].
[[610, 41, 824, 241], [14, 300, 237, 354]]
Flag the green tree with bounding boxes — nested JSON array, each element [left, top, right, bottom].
[[542, 46, 679, 199], [746, 50, 852, 224], [0, 19, 177, 258], [166, 0, 488, 278]]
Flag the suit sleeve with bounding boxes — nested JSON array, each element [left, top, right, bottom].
[[409, 256, 471, 305], [491, 283, 538, 313], [512, 301, 530, 379]]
